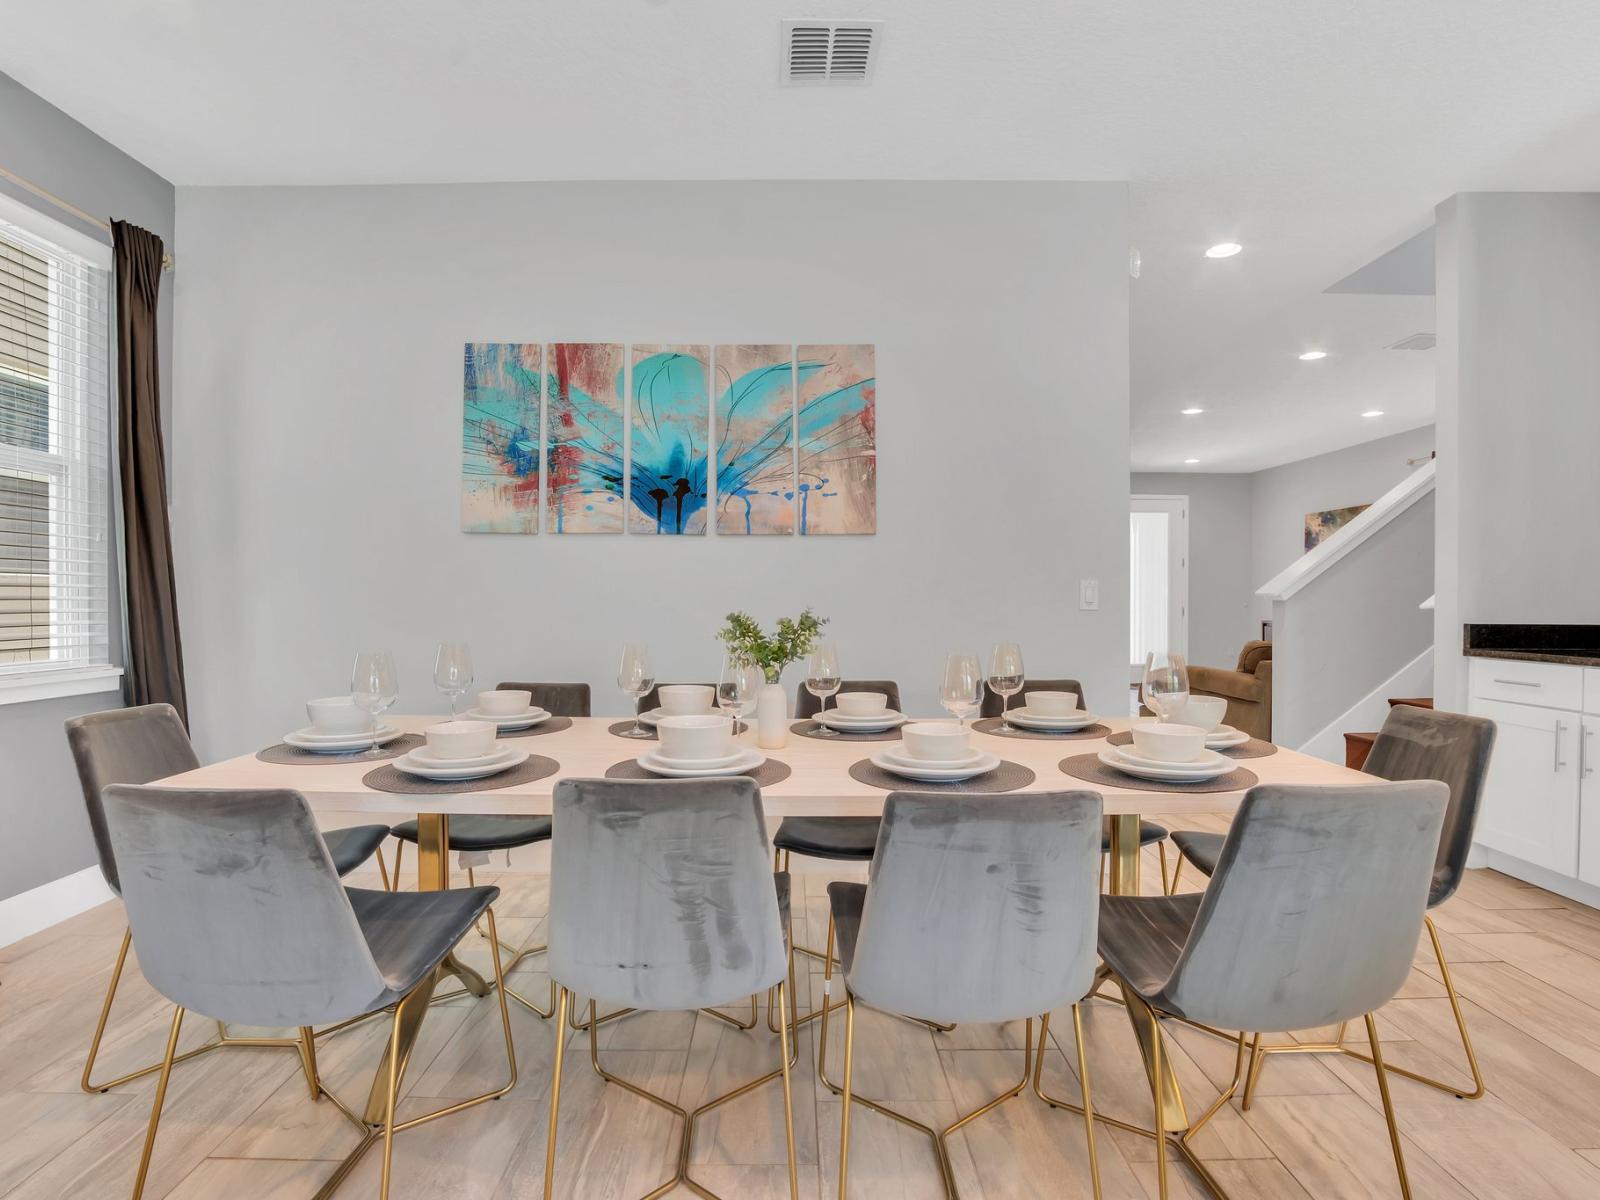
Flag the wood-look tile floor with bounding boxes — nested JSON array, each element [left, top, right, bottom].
[[5, 813, 1600, 1199]]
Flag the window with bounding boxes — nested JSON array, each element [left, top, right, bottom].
[[0, 206, 116, 696]]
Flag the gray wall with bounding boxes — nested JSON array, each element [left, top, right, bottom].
[[1434, 193, 1600, 708], [0, 71, 175, 902], [1130, 472, 1255, 669], [173, 182, 1132, 758]]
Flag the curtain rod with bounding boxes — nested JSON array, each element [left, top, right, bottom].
[[0, 162, 174, 271]]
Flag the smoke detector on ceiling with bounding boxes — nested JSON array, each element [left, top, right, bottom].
[[1387, 332, 1437, 351], [783, 19, 884, 85]]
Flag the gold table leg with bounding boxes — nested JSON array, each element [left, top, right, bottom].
[[1108, 813, 1189, 1132]]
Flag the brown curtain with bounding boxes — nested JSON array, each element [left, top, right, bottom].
[[112, 221, 188, 726]]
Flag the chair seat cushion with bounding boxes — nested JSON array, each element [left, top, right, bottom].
[[1097, 893, 1205, 1009], [322, 824, 392, 877], [773, 816, 880, 861], [826, 881, 868, 978], [1101, 818, 1169, 852], [390, 814, 553, 852], [347, 884, 500, 999], [1171, 830, 1225, 878]]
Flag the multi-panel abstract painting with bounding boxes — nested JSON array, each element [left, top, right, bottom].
[[461, 342, 875, 536]]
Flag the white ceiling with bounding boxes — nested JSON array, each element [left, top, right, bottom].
[[6, 0, 1600, 472]]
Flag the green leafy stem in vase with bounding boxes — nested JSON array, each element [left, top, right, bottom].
[[717, 609, 829, 685]]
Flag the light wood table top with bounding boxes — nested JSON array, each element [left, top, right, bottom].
[[155, 715, 1375, 815]]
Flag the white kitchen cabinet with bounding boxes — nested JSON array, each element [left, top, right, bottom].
[[1581, 716, 1600, 888], [1471, 696, 1581, 876]]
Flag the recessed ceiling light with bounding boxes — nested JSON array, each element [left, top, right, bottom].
[[1180, 406, 1205, 415], [1298, 350, 1327, 361], [1362, 410, 1384, 418], [1204, 243, 1242, 259], [1184, 458, 1200, 465]]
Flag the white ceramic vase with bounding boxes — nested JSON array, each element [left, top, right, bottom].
[[756, 681, 789, 749]]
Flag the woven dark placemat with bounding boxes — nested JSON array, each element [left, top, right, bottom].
[[257, 734, 424, 765], [606, 719, 746, 741], [847, 757, 1036, 793], [971, 718, 1111, 742], [362, 754, 561, 794], [498, 715, 575, 739], [1105, 730, 1278, 760], [604, 757, 792, 787], [790, 720, 904, 743], [1058, 752, 1258, 794]]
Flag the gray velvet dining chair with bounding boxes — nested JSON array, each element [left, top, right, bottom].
[[102, 784, 516, 1200], [1088, 780, 1448, 1200], [541, 776, 800, 1200], [384, 680, 590, 1019], [64, 704, 392, 1094], [1170, 705, 1497, 1107], [820, 790, 1106, 1200]]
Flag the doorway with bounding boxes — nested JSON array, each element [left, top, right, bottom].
[[1130, 495, 1188, 684]]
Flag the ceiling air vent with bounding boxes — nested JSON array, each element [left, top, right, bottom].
[[783, 19, 884, 85], [1387, 332, 1437, 351]]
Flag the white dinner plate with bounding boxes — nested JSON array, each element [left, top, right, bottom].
[[869, 749, 1000, 782], [642, 746, 748, 771], [637, 747, 765, 778], [405, 743, 514, 771], [637, 707, 719, 727], [1003, 708, 1099, 731], [876, 746, 989, 772], [1205, 726, 1250, 749], [282, 726, 404, 753], [394, 746, 528, 781], [1097, 746, 1235, 782], [287, 723, 399, 744], [461, 707, 551, 730], [1110, 744, 1231, 772], [816, 710, 909, 730]]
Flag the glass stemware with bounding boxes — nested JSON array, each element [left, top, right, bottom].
[[805, 642, 843, 736], [940, 650, 984, 727], [718, 654, 761, 736], [433, 641, 473, 716], [988, 641, 1025, 732], [1141, 651, 1190, 723], [350, 650, 399, 759], [617, 643, 655, 739]]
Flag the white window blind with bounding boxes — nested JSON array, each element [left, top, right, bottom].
[[0, 214, 112, 679]]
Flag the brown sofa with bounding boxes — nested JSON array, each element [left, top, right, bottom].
[[1188, 641, 1273, 741]]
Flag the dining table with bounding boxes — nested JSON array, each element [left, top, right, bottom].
[[153, 713, 1378, 1142]]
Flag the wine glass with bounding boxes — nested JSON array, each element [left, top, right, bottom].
[[1141, 651, 1190, 723], [718, 654, 761, 735], [805, 642, 843, 736], [433, 641, 473, 716], [940, 651, 984, 727], [350, 650, 399, 759], [617, 643, 655, 738], [988, 641, 1025, 732]]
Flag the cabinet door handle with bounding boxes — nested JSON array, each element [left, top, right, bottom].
[[1494, 678, 1542, 688], [1555, 720, 1567, 770], [1584, 725, 1595, 778]]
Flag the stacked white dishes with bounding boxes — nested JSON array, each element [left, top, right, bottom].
[[1166, 694, 1249, 749], [1099, 722, 1234, 782], [636, 684, 716, 728], [462, 689, 552, 731], [816, 691, 909, 733], [1003, 689, 1100, 732], [871, 722, 1000, 782], [639, 714, 763, 777], [395, 720, 528, 780], [282, 696, 404, 753]]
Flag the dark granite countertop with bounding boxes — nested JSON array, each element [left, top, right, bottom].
[[1463, 624, 1600, 668]]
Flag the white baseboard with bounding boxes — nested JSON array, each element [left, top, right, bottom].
[[1479, 847, 1600, 911], [0, 866, 115, 949]]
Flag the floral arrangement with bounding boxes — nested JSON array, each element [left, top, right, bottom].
[[717, 609, 828, 684]]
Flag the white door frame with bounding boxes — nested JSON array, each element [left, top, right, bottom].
[[1130, 494, 1189, 682]]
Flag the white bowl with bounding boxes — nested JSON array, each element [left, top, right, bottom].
[[900, 722, 972, 762], [656, 714, 734, 762], [424, 719, 499, 761], [659, 685, 715, 716], [306, 696, 372, 735], [835, 691, 889, 717], [1025, 690, 1080, 717], [1173, 695, 1227, 732], [1130, 722, 1208, 764], [477, 689, 532, 716]]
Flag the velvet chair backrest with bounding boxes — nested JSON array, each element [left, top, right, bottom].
[[795, 679, 904, 720], [980, 678, 1088, 719], [495, 681, 593, 717]]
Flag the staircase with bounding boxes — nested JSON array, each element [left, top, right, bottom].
[[1343, 696, 1435, 770]]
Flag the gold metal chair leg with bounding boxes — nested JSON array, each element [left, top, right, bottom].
[[544, 986, 572, 1198], [130, 1005, 185, 1200], [1167, 854, 1183, 895], [1157, 840, 1171, 896], [388, 840, 404, 891], [1149, 999, 1169, 1200], [378, 995, 406, 1200], [1366, 1012, 1415, 1200], [298, 1027, 320, 1099], [375, 845, 391, 892], [838, 993, 856, 1200], [1032, 1006, 1103, 1200]]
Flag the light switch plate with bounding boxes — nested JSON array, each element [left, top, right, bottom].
[[1079, 579, 1099, 611]]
